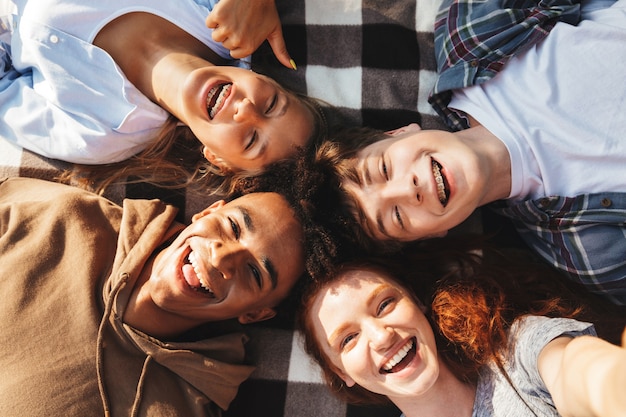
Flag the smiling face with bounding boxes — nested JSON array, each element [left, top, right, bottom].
[[176, 66, 314, 171], [309, 268, 441, 400], [147, 192, 304, 324], [342, 127, 488, 241]]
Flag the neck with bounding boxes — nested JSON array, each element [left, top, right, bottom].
[[393, 361, 476, 417], [123, 251, 200, 340], [457, 125, 512, 204], [93, 12, 225, 109]]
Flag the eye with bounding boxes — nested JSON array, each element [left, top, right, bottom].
[[340, 333, 357, 350], [394, 206, 404, 229], [381, 158, 389, 180], [229, 217, 240, 239], [249, 264, 262, 288], [266, 94, 277, 114], [245, 131, 257, 151], [377, 297, 395, 315]]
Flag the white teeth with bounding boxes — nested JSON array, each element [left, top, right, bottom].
[[383, 339, 414, 371], [207, 84, 232, 119], [432, 159, 447, 205], [189, 251, 213, 294]]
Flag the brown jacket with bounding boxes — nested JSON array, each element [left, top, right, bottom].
[[0, 178, 253, 416]]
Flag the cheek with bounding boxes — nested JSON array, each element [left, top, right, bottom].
[[341, 345, 371, 378], [196, 122, 244, 152]]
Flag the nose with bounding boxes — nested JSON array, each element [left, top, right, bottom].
[[233, 98, 261, 123], [364, 319, 394, 351], [384, 173, 421, 205], [211, 241, 245, 280]]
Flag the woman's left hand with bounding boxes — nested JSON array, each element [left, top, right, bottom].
[[206, 0, 295, 69]]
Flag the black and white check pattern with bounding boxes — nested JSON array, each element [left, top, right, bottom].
[[231, 1, 445, 416], [0, 0, 450, 416], [255, 0, 447, 132]]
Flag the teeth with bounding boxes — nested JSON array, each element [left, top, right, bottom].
[[383, 339, 414, 371], [206, 84, 232, 119], [189, 251, 214, 294], [432, 159, 448, 206]]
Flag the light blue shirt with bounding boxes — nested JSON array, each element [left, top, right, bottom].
[[0, 0, 247, 163]]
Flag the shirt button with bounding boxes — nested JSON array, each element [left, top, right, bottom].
[[601, 198, 612, 207], [539, 198, 550, 207], [470, 61, 479, 67], [50, 34, 59, 43]]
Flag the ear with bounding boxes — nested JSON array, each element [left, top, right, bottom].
[[191, 199, 226, 222], [237, 307, 277, 324], [386, 123, 422, 136], [335, 369, 356, 387], [202, 146, 230, 170]]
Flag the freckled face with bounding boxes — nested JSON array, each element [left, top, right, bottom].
[[343, 129, 487, 241], [147, 192, 305, 323], [310, 269, 441, 400], [177, 66, 314, 171]]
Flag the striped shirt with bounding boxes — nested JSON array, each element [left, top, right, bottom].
[[492, 193, 626, 305]]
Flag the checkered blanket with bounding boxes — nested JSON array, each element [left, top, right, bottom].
[[255, 0, 448, 133], [0, 0, 448, 416]]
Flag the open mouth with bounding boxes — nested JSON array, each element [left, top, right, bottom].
[[432, 158, 450, 207], [206, 83, 232, 119], [380, 337, 417, 374], [183, 251, 215, 297]]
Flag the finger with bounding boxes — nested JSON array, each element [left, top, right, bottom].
[[267, 29, 295, 70], [229, 47, 248, 60], [205, 14, 217, 29], [211, 27, 228, 44]]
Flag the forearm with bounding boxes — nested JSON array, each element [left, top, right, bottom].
[[553, 334, 626, 417]]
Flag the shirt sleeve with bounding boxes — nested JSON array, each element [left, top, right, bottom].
[[509, 315, 596, 395], [0, 71, 164, 163]]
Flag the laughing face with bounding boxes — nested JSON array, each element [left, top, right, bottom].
[[342, 127, 488, 241], [147, 192, 304, 324], [309, 268, 441, 400], [176, 66, 314, 171]]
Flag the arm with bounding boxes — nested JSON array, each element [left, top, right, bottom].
[[205, 0, 295, 69], [538, 328, 626, 417]]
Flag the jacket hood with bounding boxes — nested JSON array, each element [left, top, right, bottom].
[[98, 199, 254, 413]]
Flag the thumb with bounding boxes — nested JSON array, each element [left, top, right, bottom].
[[267, 28, 295, 70]]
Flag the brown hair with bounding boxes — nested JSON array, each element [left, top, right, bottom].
[[297, 242, 625, 405], [306, 127, 406, 253], [60, 91, 330, 196]]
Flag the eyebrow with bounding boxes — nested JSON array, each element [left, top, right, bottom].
[[237, 205, 278, 289], [263, 256, 278, 290], [327, 283, 389, 348], [358, 158, 372, 187], [257, 92, 289, 162], [375, 211, 389, 237], [277, 91, 289, 118]]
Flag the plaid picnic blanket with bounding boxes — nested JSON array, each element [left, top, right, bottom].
[[233, 1, 445, 415], [255, 0, 447, 133], [0, 0, 449, 416]]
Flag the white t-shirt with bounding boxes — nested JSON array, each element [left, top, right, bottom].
[[449, 0, 626, 201]]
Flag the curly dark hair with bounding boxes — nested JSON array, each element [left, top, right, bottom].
[[231, 146, 367, 281]]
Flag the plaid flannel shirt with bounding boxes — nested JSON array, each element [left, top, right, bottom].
[[492, 193, 626, 306], [429, 0, 583, 130]]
